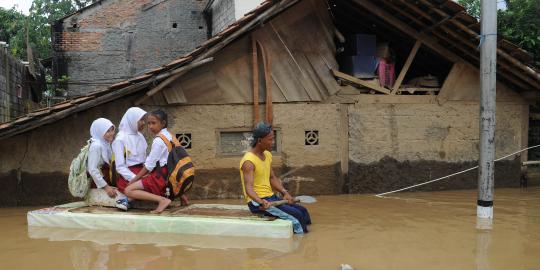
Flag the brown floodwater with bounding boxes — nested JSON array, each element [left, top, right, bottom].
[[0, 187, 539, 270]]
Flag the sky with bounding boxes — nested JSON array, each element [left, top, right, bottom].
[[0, 0, 507, 16], [0, 0, 33, 15]]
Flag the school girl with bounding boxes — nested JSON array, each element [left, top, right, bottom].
[[87, 118, 117, 198], [112, 107, 148, 210], [124, 109, 172, 214]]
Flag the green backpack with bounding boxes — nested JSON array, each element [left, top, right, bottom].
[[68, 140, 91, 198]]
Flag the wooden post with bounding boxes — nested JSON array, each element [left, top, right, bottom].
[[264, 46, 273, 125], [477, 0, 497, 223], [252, 36, 260, 126], [391, 40, 421, 94], [257, 41, 273, 125]]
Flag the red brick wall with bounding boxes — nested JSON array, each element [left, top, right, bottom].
[[59, 32, 103, 51], [77, 0, 153, 29]]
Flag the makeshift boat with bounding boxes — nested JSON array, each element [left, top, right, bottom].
[[27, 201, 293, 239]]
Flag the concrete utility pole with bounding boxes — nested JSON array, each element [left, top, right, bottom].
[[477, 0, 497, 223]]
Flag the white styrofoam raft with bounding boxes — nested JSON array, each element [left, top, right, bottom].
[[27, 203, 293, 239]]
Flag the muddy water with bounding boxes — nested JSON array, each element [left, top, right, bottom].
[[1, 188, 539, 270]]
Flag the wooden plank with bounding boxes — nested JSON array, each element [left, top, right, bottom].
[[148, 92, 168, 106], [162, 84, 187, 104], [522, 104, 529, 163], [135, 58, 214, 105], [437, 62, 467, 105], [252, 36, 260, 125], [269, 9, 338, 98], [331, 69, 391, 94], [268, 22, 322, 101], [178, 67, 221, 102], [257, 41, 273, 124], [391, 40, 421, 94], [338, 103, 349, 192], [305, 54, 340, 96], [398, 87, 440, 94], [252, 27, 310, 102]]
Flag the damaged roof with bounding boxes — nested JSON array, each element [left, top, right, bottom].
[[1, 0, 539, 140]]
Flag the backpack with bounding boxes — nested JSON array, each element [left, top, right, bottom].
[[158, 134, 195, 199], [68, 140, 92, 198]]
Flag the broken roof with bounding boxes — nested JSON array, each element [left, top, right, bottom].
[[0, 0, 539, 140]]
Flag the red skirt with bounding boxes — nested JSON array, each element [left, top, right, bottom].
[[141, 167, 168, 197], [89, 164, 112, 188], [117, 165, 168, 197], [116, 164, 144, 193]]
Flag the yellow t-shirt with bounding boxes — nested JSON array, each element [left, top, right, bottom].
[[239, 150, 274, 203]]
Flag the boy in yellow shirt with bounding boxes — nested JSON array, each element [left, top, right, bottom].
[[239, 122, 311, 233]]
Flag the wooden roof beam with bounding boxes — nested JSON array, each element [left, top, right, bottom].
[[391, 40, 422, 94], [417, 0, 540, 85], [332, 69, 391, 94], [350, 0, 462, 63], [379, 0, 427, 29], [421, 11, 464, 33], [437, 25, 540, 90]]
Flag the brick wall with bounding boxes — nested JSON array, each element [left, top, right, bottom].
[[209, 0, 235, 35], [58, 32, 103, 51], [53, 0, 209, 96]]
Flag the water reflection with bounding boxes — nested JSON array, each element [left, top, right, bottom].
[[476, 228, 492, 270], [28, 226, 301, 270], [28, 226, 300, 251]]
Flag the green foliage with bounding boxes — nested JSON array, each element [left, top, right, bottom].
[[459, 0, 540, 67], [458, 0, 480, 18], [0, 7, 26, 57], [498, 0, 540, 66], [27, 0, 76, 59]]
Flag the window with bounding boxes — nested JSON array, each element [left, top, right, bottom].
[[218, 129, 280, 156]]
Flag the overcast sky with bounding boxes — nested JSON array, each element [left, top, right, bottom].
[[0, 0, 506, 16], [0, 0, 33, 15]]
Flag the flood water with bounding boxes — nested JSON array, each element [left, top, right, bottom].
[[1, 187, 539, 270]]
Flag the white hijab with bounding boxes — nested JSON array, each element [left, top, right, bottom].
[[90, 118, 115, 164], [116, 107, 147, 157]]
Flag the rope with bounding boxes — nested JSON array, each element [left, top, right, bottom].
[[375, 145, 540, 197], [477, 33, 498, 50]]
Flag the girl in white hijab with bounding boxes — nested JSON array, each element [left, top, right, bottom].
[[87, 118, 117, 198], [112, 107, 147, 209]]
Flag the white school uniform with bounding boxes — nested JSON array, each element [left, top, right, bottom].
[[112, 107, 147, 181], [87, 118, 114, 188], [144, 128, 172, 171]]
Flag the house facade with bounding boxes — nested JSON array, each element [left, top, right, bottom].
[[0, 0, 536, 206]]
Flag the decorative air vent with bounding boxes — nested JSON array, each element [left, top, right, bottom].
[[305, 130, 319, 146], [176, 133, 192, 149]]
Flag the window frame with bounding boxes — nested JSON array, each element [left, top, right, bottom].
[[216, 127, 282, 157]]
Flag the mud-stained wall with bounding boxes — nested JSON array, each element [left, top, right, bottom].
[[348, 102, 525, 163], [346, 81, 528, 193], [146, 103, 342, 199], [0, 101, 342, 205], [0, 97, 137, 206]]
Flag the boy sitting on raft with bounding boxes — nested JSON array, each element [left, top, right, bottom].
[[239, 122, 311, 234]]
